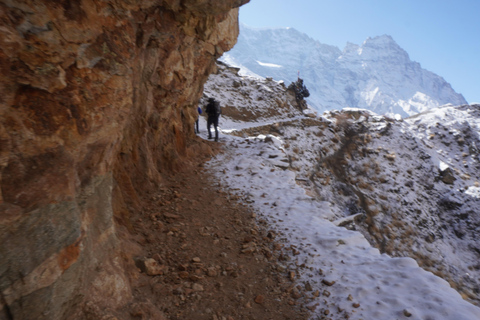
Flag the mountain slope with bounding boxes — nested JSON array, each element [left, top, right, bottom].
[[200, 61, 480, 318], [222, 24, 467, 117]]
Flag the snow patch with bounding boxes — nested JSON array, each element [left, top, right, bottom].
[[256, 60, 283, 68], [439, 161, 449, 171], [465, 186, 480, 198]]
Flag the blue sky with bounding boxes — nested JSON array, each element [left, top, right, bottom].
[[239, 0, 479, 104]]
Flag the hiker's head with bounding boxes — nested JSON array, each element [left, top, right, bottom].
[[209, 97, 215, 103]]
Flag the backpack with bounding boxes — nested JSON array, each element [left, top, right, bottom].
[[206, 99, 221, 116], [214, 101, 221, 115]]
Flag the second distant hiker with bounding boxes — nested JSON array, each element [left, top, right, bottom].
[[205, 97, 221, 142], [195, 106, 202, 134]]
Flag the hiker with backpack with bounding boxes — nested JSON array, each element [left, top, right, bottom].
[[292, 77, 310, 101], [205, 97, 221, 142]]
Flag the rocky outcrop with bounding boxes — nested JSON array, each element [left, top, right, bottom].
[[0, 0, 248, 319]]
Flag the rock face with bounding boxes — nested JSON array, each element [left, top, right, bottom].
[[0, 0, 248, 319]]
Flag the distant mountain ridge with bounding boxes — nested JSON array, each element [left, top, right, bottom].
[[222, 24, 467, 117]]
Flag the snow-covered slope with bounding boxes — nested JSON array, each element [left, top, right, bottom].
[[199, 62, 480, 319], [222, 24, 467, 117], [313, 106, 480, 303]]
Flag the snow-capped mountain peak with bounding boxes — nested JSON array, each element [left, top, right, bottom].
[[356, 34, 409, 60], [222, 24, 467, 118]]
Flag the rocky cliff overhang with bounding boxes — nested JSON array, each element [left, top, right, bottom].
[[0, 0, 248, 318]]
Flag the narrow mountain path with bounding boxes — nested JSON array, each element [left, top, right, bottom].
[[125, 140, 312, 320]]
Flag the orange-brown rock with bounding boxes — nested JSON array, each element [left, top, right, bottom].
[[0, 0, 248, 319]]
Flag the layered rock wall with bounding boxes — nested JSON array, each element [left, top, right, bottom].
[[0, 0, 247, 318]]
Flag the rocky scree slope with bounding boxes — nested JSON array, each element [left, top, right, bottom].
[[204, 62, 480, 307], [0, 1, 248, 319], [222, 24, 467, 117]]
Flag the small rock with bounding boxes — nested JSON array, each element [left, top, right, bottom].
[[254, 295, 265, 304], [190, 275, 203, 282], [273, 243, 283, 250], [323, 290, 330, 297], [352, 303, 360, 308], [241, 247, 255, 254], [192, 283, 204, 292], [306, 304, 318, 311], [384, 153, 396, 161], [140, 258, 165, 276], [322, 279, 335, 286], [347, 294, 353, 301], [276, 264, 286, 272], [192, 257, 201, 263], [289, 271, 296, 281], [403, 308, 413, 317], [207, 268, 217, 277], [291, 288, 302, 299], [304, 281, 313, 291], [164, 212, 181, 219], [440, 167, 456, 184]]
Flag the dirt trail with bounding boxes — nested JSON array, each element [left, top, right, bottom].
[[125, 140, 312, 320]]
